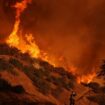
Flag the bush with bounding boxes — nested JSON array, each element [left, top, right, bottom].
[[0, 78, 25, 94], [64, 82, 74, 90], [34, 78, 51, 95], [33, 69, 44, 78], [9, 58, 23, 70], [39, 61, 54, 72], [47, 76, 64, 86], [0, 44, 20, 56], [20, 53, 35, 64], [0, 78, 12, 91], [51, 87, 63, 98], [0, 58, 17, 75], [0, 58, 13, 71], [87, 82, 100, 93], [12, 85, 25, 94], [87, 94, 105, 105], [46, 76, 73, 90]]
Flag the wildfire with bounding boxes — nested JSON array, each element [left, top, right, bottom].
[[6, 0, 97, 84], [6, 20, 20, 47], [6, 0, 58, 64], [6, 0, 31, 47], [77, 72, 96, 84], [6, 0, 41, 58]]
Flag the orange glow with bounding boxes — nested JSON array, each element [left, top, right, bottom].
[[6, 0, 58, 63], [41, 52, 57, 66], [68, 65, 77, 75], [77, 72, 96, 84], [6, 20, 20, 47], [6, 0, 40, 58], [6, 0, 97, 85], [14, 0, 31, 19]]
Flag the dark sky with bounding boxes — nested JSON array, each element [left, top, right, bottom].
[[0, 0, 105, 74]]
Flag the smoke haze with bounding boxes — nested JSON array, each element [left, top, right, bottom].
[[1, 0, 105, 74]]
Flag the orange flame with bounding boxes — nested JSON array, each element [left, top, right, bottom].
[[77, 72, 96, 84], [6, 0, 32, 47], [6, 0, 58, 63], [40, 52, 57, 66], [14, 0, 31, 19], [6, 0, 40, 58], [6, 0, 97, 84]]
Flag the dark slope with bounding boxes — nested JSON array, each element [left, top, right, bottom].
[[0, 43, 76, 105]]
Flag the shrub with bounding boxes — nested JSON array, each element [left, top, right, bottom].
[[0, 58, 13, 71], [34, 78, 51, 95], [63, 82, 74, 90], [47, 76, 64, 86], [9, 58, 23, 70], [0, 78, 25, 93], [0, 58, 17, 75], [0, 78, 11, 91], [0, 44, 20, 56], [87, 82, 100, 93], [46, 76, 73, 90], [87, 94, 105, 105], [20, 53, 35, 64], [33, 69, 44, 78], [12, 85, 25, 94], [51, 87, 63, 98], [39, 61, 54, 72]]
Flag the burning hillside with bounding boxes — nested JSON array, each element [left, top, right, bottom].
[[3, 0, 97, 84], [0, 42, 105, 105], [1, 0, 105, 76], [0, 0, 105, 105]]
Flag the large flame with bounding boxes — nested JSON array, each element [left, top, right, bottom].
[[6, 0, 58, 63], [77, 72, 96, 84], [6, 0, 31, 47], [6, 0, 97, 84], [6, 0, 41, 58]]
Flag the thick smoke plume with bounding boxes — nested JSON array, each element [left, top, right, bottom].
[[1, 0, 105, 74]]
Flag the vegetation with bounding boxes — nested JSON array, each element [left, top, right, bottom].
[[0, 78, 25, 93], [9, 58, 23, 70], [0, 58, 17, 75], [0, 43, 75, 96], [87, 61, 105, 105], [51, 86, 63, 98], [0, 58, 13, 71], [33, 77, 51, 95], [86, 82, 100, 93], [87, 94, 105, 105], [0, 44, 20, 56], [46, 75, 74, 90]]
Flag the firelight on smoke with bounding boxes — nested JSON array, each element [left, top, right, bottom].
[[6, 0, 57, 65], [6, 0, 97, 84], [77, 72, 96, 84], [6, 0, 41, 58]]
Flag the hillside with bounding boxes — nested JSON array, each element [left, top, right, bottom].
[[0, 43, 105, 105], [0, 43, 76, 105]]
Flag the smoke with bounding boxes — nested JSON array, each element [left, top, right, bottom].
[[0, 1, 10, 40], [1, 0, 105, 74]]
